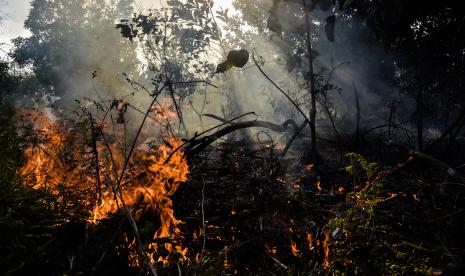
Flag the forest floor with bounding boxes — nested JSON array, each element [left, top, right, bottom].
[[2, 110, 465, 275], [172, 140, 465, 275]]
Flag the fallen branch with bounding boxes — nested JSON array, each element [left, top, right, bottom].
[[409, 150, 465, 182], [269, 255, 288, 270], [390, 143, 465, 183], [163, 112, 258, 164], [185, 119, 300, 157]]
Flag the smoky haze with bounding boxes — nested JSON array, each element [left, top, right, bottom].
[[186, 0, 416, 151], [13, 0, 416, 151]]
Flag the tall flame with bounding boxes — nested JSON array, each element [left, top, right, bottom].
[[93, 137, 189, 265], [93, 139, 188, 239], [18, 108, 190, 266]]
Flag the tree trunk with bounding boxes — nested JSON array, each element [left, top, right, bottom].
[[417, 87, 423, 151], [303, 1, 318, 161]]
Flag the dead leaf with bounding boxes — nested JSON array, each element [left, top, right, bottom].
[[215, 49, 249, 73], [227, 49, 249, 68]]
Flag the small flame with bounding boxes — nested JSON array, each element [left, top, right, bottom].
[[322, 229, 330, 268], [306, 232, 314, 251], [315, 179, 322, 193], [413, 193, 420, 203], [265, 243, 278, 254], [304, 163, 314, 171], [291, 240, 301, 257]]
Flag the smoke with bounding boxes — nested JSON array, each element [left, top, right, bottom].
[[184, 0, 417, 148], [18, 0, 417, 150], [20, 0, 149, 111]]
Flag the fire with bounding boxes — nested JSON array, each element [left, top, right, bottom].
[[304, 163, 314, 171], [306, 232, 314, 251], [18, 108, 190, 267], [413, 192, 420, 203], [322, 229, 330, 268], [18, 109, 60, 189], [93, 138, 189, 264], [291, 240, 301, 257], [265, 243, 278, 254], [18, 109, 90, 193], [315, 179, 322, 193]]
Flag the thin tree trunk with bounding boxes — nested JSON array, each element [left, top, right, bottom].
[[303, 0, 318, 161], [388, 100, 396, 138], [417, 87, 423, 151], [416, 32, 424, 152], [89, 113, 101, 205], [353, 82, 360, 147]]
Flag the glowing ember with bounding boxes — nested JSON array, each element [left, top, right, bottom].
[[265, 243, 278, 255]]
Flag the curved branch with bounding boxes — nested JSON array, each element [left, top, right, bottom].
[[186, 120, 298, 157], [252, 51, 311, 126]]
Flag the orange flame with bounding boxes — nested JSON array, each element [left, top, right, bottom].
[[304, 163, 314, 171], [291, 240, 301, 257], [322, 229, 330, 268], [18, 108, 190, 267], [18, 109, 90, 194], [93, 138, 189, 264], [316, 179, 322, 193], [306, 232, 315, 251]]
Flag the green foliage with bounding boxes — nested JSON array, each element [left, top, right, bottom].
[[345, 152, 379, 182], [118, 0, 220, 80], [0, 98, 63, 275], [0, 61, 21, 103], [345, 152, 383, 212], [12, 0, 139, 98], [327, 153, 435, 274]]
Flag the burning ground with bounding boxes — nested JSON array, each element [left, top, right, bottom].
[[2, 0, 465, 275], [4, 100, 465, 275]]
